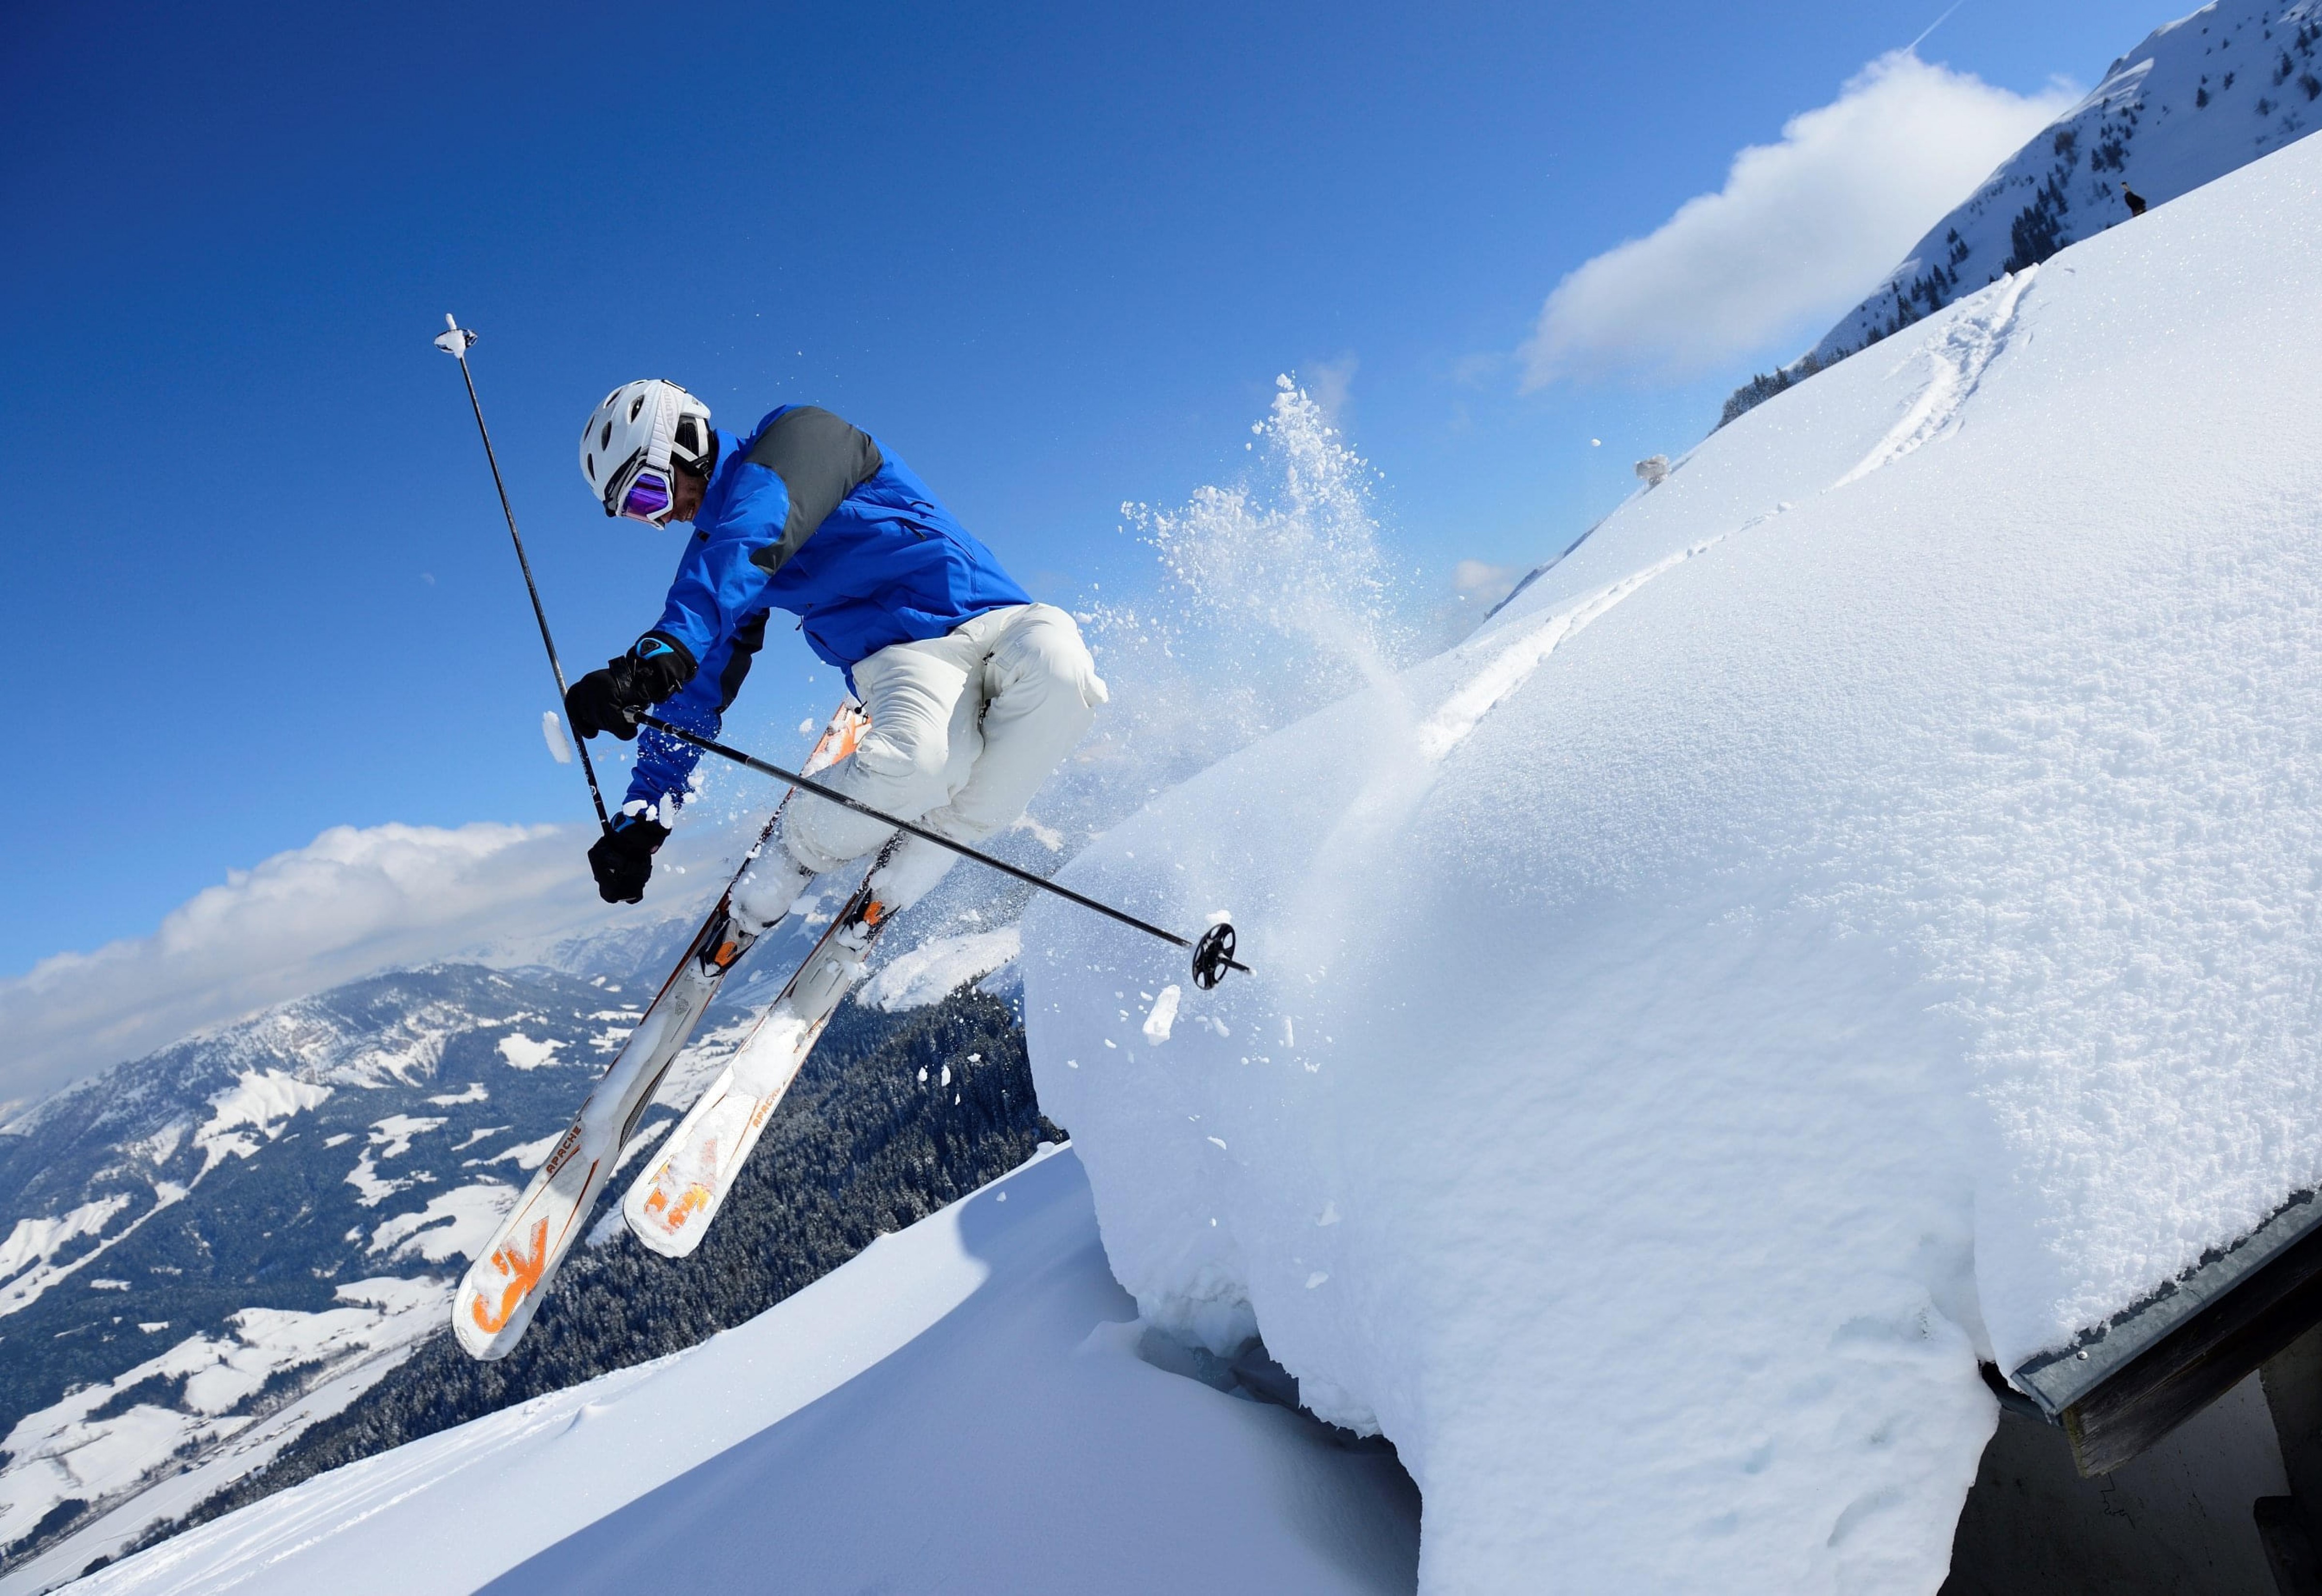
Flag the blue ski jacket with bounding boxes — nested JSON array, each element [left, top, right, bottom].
[[621, 405, 1030, 814]]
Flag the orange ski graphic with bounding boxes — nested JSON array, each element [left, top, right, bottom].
[[642, 1182, 714, 1232], [640, 1130, 724, 1233], [470, 1216, 551, 1334]]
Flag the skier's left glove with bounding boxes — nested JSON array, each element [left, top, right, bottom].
[[588, 813, 669, 904], [565, 633, 698, 741]]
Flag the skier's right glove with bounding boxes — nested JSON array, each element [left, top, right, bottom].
[[565, 632, 698, 741], [588, 813, 669, 904]]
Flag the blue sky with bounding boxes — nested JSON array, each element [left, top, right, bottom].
[[1, 0, 2143, 979]]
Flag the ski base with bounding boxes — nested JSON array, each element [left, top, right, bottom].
[[450, 699, 867, 1360], [623, 840, 929, 1257]]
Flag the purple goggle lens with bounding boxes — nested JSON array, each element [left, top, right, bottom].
[[617, 469, 673, 523]]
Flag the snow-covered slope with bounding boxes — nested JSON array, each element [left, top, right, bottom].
[[56, 1149, 1419, 1596], [1025, 130, 2322, 1592], [1726, 0, 2321, 424]]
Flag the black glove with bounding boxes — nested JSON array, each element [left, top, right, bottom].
[[589, 814, 669, 904], [565, 632, 698, 741]]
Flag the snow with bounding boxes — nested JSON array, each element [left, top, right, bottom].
[[364, 1113, 444, 1159], [1141, 983, 1182, 1044], [726, 1007, 813, 1095], [0, 1185, 189, 1320], [472, 1130, 562, 1171], [124, 1122, 185, 1167], [366, 1182, 518, 1263], [342, 1152, 422, 1207], [1024, 133, 2322, 1592], [858, 926, 1023, 1011], [541, 709, 573, 766], [495, 1032, 563, 1070], [0, 1278, 445, 1576], [1011, 812, 1066, 850], [193, 1068, 332, 1176], [0, 1194, 130, 1281], [643, 1011, 785, 1112], [67, 1150, 1416, 1596]]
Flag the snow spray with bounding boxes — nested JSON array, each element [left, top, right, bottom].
[[1043, 375, 1424, 849]]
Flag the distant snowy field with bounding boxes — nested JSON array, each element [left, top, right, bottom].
[[1027, 132, 2322, 1591]]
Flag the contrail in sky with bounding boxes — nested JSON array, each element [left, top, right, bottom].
[[1906, 1, 1964, 54]]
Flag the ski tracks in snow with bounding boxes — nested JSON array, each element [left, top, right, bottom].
[[1417, 267, 2043, 765], [1835, 266, 2038, 489], [1419, 538, 1726, 764], [1280, 265, 2041, 967]]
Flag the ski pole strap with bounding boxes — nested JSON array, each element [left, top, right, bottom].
[[631, 711, 1250, 987]]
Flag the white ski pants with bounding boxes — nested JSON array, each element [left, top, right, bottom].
[[782, 603, 1106, 877]]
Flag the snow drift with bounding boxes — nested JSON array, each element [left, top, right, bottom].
[[1025, 132, 2322, 1591]]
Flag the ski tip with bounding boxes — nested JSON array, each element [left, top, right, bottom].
[[450, 1287, 522, 1360], [452, 1209, 558, 1359], [625, 1220, 706, 1261]]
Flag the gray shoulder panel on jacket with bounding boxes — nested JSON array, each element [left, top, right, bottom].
[[744, 407, 885, 577]]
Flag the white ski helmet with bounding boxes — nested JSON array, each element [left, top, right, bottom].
[[579, 380, 714, 524]]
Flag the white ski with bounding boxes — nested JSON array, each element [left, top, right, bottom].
[[452, 698, 868, 1360], [622, 835, 950, 1256]]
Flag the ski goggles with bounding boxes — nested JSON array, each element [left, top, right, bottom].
[[604, 454, 676, 526]]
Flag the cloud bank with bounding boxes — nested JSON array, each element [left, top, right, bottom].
[[1521, 52, 2073, 387], [0, 821, 624, 1118]]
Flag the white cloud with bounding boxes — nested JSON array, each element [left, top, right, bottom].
[[0, 822, 627, 1118], [1451, 560, 1521, 612], [1521, 52, 2074, 387], [1432, 559, 1527, 645]]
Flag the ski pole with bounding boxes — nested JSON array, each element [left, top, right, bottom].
[[433, 315, 613, 835], [631, 710, 1251, 989]]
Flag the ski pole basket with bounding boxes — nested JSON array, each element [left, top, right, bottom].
[[1191, 922, 1238, 990]]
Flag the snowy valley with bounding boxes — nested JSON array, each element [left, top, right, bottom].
[[0, 962, 639, 1552]]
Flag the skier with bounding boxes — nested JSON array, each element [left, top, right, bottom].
[[564, 381, 1106, 933]]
